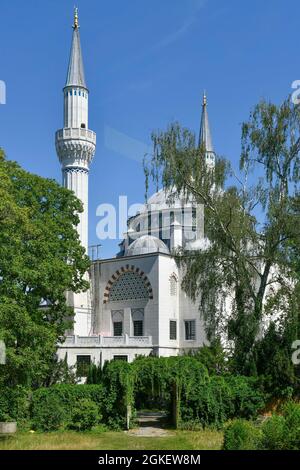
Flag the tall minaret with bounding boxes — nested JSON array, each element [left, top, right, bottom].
[[55, 8, 96, 252], [55, 9, 96, 336], [198, 92, 215, 169]]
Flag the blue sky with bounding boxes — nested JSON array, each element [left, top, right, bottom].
[[0, 0, 299, 258]]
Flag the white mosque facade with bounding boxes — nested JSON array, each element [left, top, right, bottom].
[[56, 11, 214, 371]]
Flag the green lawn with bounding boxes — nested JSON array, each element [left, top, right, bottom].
[[0, 429, 223, 450]]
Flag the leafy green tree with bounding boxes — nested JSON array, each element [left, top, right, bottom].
[[0, 150, 90, 387], [144, 99, 300, 375], [185, 340, 228, 375]]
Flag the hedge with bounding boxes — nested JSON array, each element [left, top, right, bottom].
[[224, 402, 300, 450], [31, 384, 105, 431], [0, 356, 268, 431], [0, 386, 30, 426]]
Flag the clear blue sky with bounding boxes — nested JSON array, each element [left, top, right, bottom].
[[0, 0, 299, 258]]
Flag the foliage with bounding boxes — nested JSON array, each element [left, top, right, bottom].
[[0, 386, 30, 424], [131, 356, 265, 428], [70, 398, 100, 431], [43, 355, 78, 387], [259, 403, 300, 450], [143, 99, 300, 377], [0, 150, 90, 388], [254, 319, 300, 397], [281, 401, 300, 449], [101, 360, 134, 429], [86, 363, 103, 384], [31, 392, 66, 431], [186, 340, 228, 375], [259, 415, 286, 450], [224, 402, 300, 450], [31, 384, 104, 431], [223, 419, 261, 450]]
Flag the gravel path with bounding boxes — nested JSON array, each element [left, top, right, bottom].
[[126, 412, 173, 437]]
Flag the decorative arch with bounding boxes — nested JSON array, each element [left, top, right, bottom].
[[103, 265, 153, 304]]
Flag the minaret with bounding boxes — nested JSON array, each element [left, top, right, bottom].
[[198, 92, 215, 169], [55, 8, 96, 337], [55, 8, 96, 251]]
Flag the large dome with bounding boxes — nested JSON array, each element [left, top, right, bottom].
[[125, 235, 170, 257], [139, 188, 194, 213]]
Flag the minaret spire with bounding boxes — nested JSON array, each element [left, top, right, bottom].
[[66, 7, 86, 88], [198, 92, 215, 168]]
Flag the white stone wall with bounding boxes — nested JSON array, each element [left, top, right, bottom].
[[57, 346, 153, 367], [92, 254, 160, 344], [64, 86, 89, 129]]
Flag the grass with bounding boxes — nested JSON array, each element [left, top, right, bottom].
[[0, 429, 223, 450]]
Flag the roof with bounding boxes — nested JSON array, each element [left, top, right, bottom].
[[125, 235, 170, 256], [198, 93, 214, 153]]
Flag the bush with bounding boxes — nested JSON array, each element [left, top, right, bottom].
[[70, 398, 100, 431], [259, 402, 300, 450], [102, 360, 133, 430], [31, 392, 66, 431], [282, 402, 300, 449], [260, 415, 286, 450], [179, 374, 266, 428], [223, 419, 261, 450], [31, 384, 104, 431], [0, 386, 30, 426], [224, 402, 300, 450]]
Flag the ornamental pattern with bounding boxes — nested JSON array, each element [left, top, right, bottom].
[[103, 265, 153, 304]]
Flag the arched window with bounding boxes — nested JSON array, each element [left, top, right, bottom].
[[109, 272, 149, 302], [131, 308, 144, 336], [170, 274, 178, 296], [112, 310, 123, 336]]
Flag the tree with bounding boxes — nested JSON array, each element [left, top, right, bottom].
[[144, 99, 300, 375], [0, 150, 90, 387]]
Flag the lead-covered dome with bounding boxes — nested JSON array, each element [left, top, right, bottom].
[[125, 235, 170, 256]]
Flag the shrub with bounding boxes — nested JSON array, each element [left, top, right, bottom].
[[31, 392, 66, 431], [224, 376, 266, 420], [179, 374, 265, 428], [282, 402, 300, 449], [0, 386, 30, 426], [70, 398, 100, 431], [102, 360, 133, 430], [31, 384, 104, 431], [260, 415, 286, 450], [260, 402, 300, 450], [223, 419, 261, 450]]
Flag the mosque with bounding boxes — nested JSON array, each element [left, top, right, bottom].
[[56, 10, 216, 372]]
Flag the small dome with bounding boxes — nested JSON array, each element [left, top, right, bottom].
[[125, 235, 170, 256]]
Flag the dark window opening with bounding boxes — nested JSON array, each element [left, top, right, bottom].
[[113, 321, 123, 336], [170, 320, 177, 340], [113, 355, 128, 362], [81, 123, 86, 129], [185, 320, 196, 341], [76, 355, 91, 377], [148, 213, 152, 234], [133, 320, 143, 337]]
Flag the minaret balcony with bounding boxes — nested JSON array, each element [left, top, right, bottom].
[[56, 127, 96, 168], [56, 127, 96, 145]]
